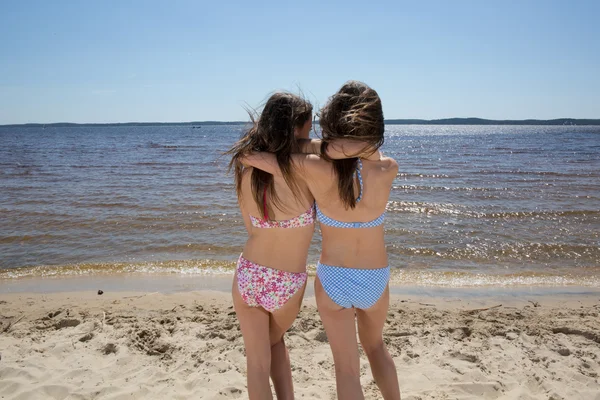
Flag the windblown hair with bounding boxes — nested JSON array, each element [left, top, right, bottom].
[[319, 80, 385, 209], [227, 92, 312, 218]]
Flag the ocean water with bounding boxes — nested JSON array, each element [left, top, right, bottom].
[[1, 125, 599, 287]]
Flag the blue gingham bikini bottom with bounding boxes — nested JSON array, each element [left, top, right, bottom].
[[317, 263, 390, 309]]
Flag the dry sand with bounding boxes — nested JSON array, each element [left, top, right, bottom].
[[1, 284, 599, 399]]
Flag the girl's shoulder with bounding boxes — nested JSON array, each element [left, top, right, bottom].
[[365, 156, 398, 176], [380, 156, 399, 173]]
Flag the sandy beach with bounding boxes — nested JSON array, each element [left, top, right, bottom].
[[1, 281, 599, 400]]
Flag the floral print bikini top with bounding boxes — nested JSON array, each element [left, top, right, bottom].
[[249, 187, 316, 229]]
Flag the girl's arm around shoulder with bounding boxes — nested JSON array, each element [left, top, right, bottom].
[[239, 152, 281, 176], [239, 152, 327, 181]]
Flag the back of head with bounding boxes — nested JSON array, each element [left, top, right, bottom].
[[319, 80, 384, 146], [319, 81, 385, 209], [228, 92, 313, 217]]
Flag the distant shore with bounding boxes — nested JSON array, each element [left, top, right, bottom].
[[2, 117, 600, 127]]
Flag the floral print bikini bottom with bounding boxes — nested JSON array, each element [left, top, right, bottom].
[[236, 255, 307, 312]]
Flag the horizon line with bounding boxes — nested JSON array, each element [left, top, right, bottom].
[[2, 117, 600, 127]]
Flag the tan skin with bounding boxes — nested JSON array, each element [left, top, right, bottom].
[[233, 117, 313, 400], [241, 140, 401, 400]]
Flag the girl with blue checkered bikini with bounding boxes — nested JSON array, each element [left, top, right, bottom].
[[242, 81, 401, 400]]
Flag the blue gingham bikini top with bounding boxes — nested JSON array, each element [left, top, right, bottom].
[[315, 159, 386, 228]]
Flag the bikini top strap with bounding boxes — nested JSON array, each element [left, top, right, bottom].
[[356, 159, 364, 203], [263, 186, 269, 220]]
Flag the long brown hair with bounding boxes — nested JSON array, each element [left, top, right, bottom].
[[227, 92, 312, 218], [319, 81, 384, 209]]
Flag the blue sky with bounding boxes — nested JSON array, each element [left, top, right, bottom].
[[1, 0, 598, 123]]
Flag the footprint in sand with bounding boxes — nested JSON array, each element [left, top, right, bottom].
[[102, 343, 118, 355], [450, 351, 479, 363], [54, 319, 81, 329], [219, 386, 243, 398], [79, 332, 94, 342]]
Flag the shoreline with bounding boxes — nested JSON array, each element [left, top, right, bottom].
[[2, 273, 600, 304], [2, 262, 599, 292]]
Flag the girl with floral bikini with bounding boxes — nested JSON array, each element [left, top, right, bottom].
[[227, 92, 315, 400]]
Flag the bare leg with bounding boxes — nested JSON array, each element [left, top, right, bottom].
[[269, 281, 307, 400], [270, 337, 292, 399], [233, 275, 273, 400], [315, 276, 364, 400], [356, 286, 401, 400]]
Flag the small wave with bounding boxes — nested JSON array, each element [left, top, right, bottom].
[[2, 209, 75, 218], [389, 242, 600, 262], [0, 234, 60, 244], [143, 142, 205, 150], [396, 173, 453, 179], [393, 185, 509, 192], [68, 201, 146, 210], [66, 201, 180, 212], [2, 260, 599, 287], [13, 164, 42, 169], [483, 210, 600, 219], [473, 169, 599, 178], [389, 269, 600, 287], [387, 201, 477, 216], [3, 169, 36, 176], [0, 260, 237, 279], [386, 201, 600, 219], [142, 243, 241, 254], [132, 162, 203, 167], [147, 142, 179, 149], [12, 199, 54, 205]]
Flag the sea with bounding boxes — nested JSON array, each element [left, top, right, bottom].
[[1, 124, 599, 288]]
